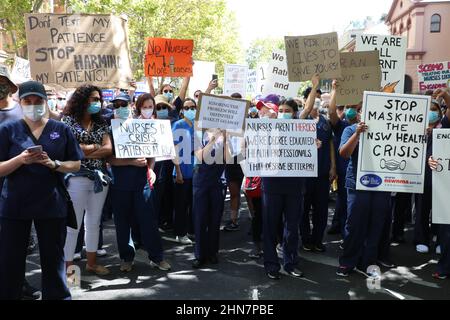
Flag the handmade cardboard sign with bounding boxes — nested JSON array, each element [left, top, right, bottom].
[[432, 129, 450, 224], [25, 13, 133, 89]]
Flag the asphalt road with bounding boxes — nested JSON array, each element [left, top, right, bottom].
[[25, 193, 450, 300]]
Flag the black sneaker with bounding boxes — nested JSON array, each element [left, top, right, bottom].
[[339, 240, 345, 250], [302, 244, 314, 251], [286, 268, 304, 278], [192, 259, 207, 269], [249, 249, 263, 259], [336, 266, 353, 277], [266, 270, 281, 280], [391, 236, 405, 244], [432, 272, 448, 280], [314, 243, 326, 253], [223, 221, 240, 231], [377, 260, 397, 269], [22, 281, 41, 300]]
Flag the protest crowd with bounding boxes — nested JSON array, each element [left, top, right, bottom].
[[1, 13, 450, 301]]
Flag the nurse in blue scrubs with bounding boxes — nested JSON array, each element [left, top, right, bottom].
[[299, 78, 336, 252], [262, 77, 317, 280], [336, 106, 391, 277], [108, 94, 171, 272], [0, 81, 83, 299], [191, 127, 227, 268]]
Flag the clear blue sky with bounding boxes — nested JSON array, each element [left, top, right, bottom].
[[226, 0, 394, 48]]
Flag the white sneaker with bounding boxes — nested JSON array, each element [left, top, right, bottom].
[[176, 235, 193, 245], [96, 249, 107, 257], [416, 244, 429, 253], [73, 253, 82, 261], [436, 245, 442, 255]]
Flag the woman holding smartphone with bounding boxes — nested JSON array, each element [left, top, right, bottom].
[[0, 81, 83, 299]]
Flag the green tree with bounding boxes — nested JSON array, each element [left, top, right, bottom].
[[245, 37, 284, 70]]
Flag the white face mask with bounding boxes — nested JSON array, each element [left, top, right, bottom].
[[22, 104, 46, 122], [141, 108, 154, 119]]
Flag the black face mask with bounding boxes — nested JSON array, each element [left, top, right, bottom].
[[0, 84, 10, 100]]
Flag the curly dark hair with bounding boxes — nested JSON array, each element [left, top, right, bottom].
[[135, 93, 156, 117], [63, 84, 105, 124]]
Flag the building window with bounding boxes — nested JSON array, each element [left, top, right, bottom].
[[431, 14, 441, 32]]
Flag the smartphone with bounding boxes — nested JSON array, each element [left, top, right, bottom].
[[26, 145, 43, 154], [212, 74, 218, 81]]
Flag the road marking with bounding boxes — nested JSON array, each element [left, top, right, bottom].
[[252, 288, 259, 300]]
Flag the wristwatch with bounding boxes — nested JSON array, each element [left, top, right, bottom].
[[53, 160, 61, 170]]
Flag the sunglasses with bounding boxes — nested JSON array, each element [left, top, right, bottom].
[[113, 102, 128, 108], [156, 105, 168, 111], [163, 89, 173, 93], [182, 105, 196, 111]]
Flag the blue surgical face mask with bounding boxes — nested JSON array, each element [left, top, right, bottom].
[[163, 92, 173, 101], [87, 102, 101, 114], [22, 104, 46, 122], [114, 106, 130, 119], [428, 110, 440, 124], [278, 112, 293, 119], [184, 109, 196, 122], [157, 109, 169, 119], [249, 107, 258, 114], [345, 108, 357, 121]]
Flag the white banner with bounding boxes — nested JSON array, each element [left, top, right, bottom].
[[10, 56, 31, 83], [356, 34, 406, 94], [262, 50, 301, 99], [188, 60, 215, 97], [196, 93, 250, 131], [432, 129, 450, 224], [223, 64, 248, 97], [111, 119, 175, 159], [244, 119, 317, 177], [356, 91, 430, 193], [246, 69, 257, 97], [417, 61, 450, 92]]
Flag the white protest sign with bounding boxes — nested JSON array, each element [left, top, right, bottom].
[[246, 69, 257, 97], [10, 57, 31, 83], [257, 63, 268, 95], [189, 60, 215, 97], [111, 119, 175, 159], [417, 61, 450, 92], [356, 34, 406, 94], [244, 119, 317, 177], [223, 64, 248, 97], [262, 50, 301, 99], [356, 91, 429, 193], [432, 129, 450, 224], [196, 93, 250, 131]]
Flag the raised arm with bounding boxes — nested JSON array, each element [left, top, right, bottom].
[[299, 74, 320, 119], [339, 122, 367, 159], [146, 76, 156, 97], [178, 77, 190, 101], [328, 80, 340, 126]]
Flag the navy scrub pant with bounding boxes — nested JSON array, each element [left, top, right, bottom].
[[437, 224, 450, 275], [339, 189, 391, 270], [0, 217, 70, 300], [333, 170, 348, 237], [300, 176, 330, 246], [392, 193, 412, 239], [173, 179, 193, 237], [111, 186, 164, 263], [192, 184, 224, 260], [263, 192, 303, 273], [414, 191, 439, 246]]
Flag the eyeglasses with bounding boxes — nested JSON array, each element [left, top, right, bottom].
[[156, 105, 168, 111], [182, 105, 196, 111], [163, 89, 173, 94]]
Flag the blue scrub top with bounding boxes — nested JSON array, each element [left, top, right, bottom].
[[332, 119, 351, 176], [109, 132, 148, 192], [315, 115, 332, 177], [339, 124, 358, 190], [0, 119, 83, 219], [192, 130, 225, 188], [172, 118, 194, 179]]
